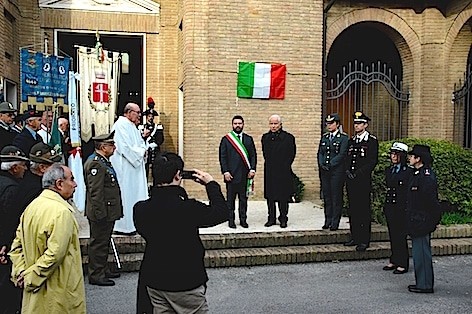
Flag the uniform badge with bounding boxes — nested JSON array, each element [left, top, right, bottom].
[[91, 169, 98, 176], [425, 169, 430, 175]]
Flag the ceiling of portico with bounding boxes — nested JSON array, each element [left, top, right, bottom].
[[39, 0, 160, 14]]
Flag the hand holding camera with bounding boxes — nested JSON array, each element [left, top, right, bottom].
[[182, 169, 214, 185]]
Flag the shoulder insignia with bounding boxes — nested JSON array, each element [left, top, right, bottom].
[[93, 156, 99, 160], [91, 169, 98, 176], [370, 134, 377, 139], [341, 132, 348, 136], [323, 132, 329, 136], [424, 168, 430, 176]]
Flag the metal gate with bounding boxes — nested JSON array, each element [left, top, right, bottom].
[[452, 64, 472, 149], [325, 60, 410, 140]]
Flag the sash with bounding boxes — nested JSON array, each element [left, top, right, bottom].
[[225, 131, 254, 196]]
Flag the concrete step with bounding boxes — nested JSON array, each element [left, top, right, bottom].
[[79, 225, 472, 271]]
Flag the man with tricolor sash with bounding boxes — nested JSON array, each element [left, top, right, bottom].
[[219, 115, 257, 228]]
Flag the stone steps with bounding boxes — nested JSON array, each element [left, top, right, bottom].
[[79, 225, 472, 271]]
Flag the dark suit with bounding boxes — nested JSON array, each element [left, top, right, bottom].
[[0, 122, 16, 151], [317, 131, 348, 229], [384, 164, 413, 269], [219, 132, 257, 224], [345, 132, 378, 245], [261, 129, 296, 224], [84, 152, 123, 282], [406, 166, 439, 290], [12, 127, 42, 155]]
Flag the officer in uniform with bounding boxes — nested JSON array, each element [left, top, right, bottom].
[[0, 101, 18, 151], [406, 144, 439, 293], [84, 132, 123, 286], [382, 142, 413, 274], [344, 111, 378, 251], [317, 113, 348, 230]]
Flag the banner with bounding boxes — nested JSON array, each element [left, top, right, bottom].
[[20, 49, 71, 102], [68, 72, 81, 147], [77, 45, 120, 142]]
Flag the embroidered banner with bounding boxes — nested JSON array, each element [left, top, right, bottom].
[[20, 49, 71, 102]]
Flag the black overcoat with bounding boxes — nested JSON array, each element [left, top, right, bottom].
[[261, 129, 296, 201]]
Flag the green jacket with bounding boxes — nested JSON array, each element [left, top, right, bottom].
[[84, 152, 123, 222], [317, 131, 349, 171]]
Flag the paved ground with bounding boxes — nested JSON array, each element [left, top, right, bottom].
[[75, 200, 351, 238], [85, 255, 472, 314]]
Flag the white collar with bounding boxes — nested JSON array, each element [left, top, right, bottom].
[[356, 131, 369, 141]]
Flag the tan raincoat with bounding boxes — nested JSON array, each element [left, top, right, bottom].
[[9, 189, 86, 314]]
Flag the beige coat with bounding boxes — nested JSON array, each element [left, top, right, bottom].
[[9, 189, 86, 314]]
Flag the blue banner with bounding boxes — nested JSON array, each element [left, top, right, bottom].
[[20, 49, 71, 102]]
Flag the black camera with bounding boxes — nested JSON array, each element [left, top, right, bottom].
[[181, 170, 197, 180]]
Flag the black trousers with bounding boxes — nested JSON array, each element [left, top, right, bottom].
[[320, 169, 345, 228], [226, 180, 248, 223], [346, 178, 372, 245], [88, 220, 115, 281], [0, 263, 21, 314], [267, 199, 289, 224], [384, 205, 409, 269]]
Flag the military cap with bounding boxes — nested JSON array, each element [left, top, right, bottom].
[[325, 113, 340, 123], [0, 145, 29, 162], [29, 142, 62, 164], [92, 131, 115, 143], [143, 109, 159, 117], [390, 142, 408, 153], [353, 111, 371, 123], [408, 144, 432, 159], [0, 101, 16, 113], [22, 110, 42, 119]]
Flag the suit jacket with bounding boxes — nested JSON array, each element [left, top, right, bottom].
[[219, 132, 257, 184], [0, 123, 16, 151], [12, 128, 42, 155]]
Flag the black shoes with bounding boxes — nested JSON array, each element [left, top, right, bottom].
[[393, 268, 408, 274], [228, 221, 236, 229], [383, 265, 396, 271], [355, 243, 369, 251], [106, 272, 121, 279], [408, 285, 434, 293], [329, 226, 338, 231], [264, 221, 276, 227], [344, 239, 357, 246], [322, 225, 330, 230], [280, 222, 288, 228], [240, 222, 249, 228], [89, 278, 115, 286]]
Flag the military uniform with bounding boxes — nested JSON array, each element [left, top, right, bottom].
[[406, 145, 440, 292], [345, 112, 378, 249], [384, 161, 413, 271], [84, 141, 123, 284], [317, 114, 348, 230]]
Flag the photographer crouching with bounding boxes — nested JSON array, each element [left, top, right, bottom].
[[133, 152, 230, 313]]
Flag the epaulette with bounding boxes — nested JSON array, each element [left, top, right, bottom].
[[369, 134, 377, 139], [323, 132, 329, 136], [341, 131, 348, 136], [93, 155, 99, 161]]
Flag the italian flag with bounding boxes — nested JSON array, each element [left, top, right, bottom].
[[237, 62, 286, 99]]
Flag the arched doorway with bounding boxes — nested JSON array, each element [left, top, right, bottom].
[[325, 22, 409, 140]]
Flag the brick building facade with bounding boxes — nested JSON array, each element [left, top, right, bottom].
[[1, 0, 472, 200]]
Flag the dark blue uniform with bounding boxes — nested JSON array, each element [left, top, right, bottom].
[[345, 132, 378, 246], [406, 166, 439, 290], [317, 131, 348, 229], [384, 164, 413, 269]]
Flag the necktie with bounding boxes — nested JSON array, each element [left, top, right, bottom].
[[238, 134, 241, 142], [329, 134, 334, 142]]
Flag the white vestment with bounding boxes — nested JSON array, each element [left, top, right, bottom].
[[110, 116, 149, 233]]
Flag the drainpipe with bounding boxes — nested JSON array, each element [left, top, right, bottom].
[[322, 0, 337, 121]]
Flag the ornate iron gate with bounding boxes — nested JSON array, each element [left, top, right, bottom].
[[452, 64, 472, 149], [325, 60, 410, 140]]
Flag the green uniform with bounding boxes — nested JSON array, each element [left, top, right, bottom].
[[84, 152, 123, 282]]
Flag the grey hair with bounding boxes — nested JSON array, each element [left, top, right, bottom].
[[42, 163, 66, 188], [30, 161, 41, 171], [1, 161, 22, 171], [269, 114, 282, 123], [123, 102, 138, 114]]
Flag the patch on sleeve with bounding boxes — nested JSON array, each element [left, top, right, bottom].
[[90, 169, 98, 176]]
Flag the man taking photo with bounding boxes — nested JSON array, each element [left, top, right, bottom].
[[133, 152, 229, 313]]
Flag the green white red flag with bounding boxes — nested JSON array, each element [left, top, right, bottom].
[[237, 62, 286, 99]]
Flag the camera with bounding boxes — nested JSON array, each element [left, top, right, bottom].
[[181, 170, 197, 180]]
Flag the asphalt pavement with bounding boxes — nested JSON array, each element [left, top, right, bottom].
[[85, 255, 472, 314]]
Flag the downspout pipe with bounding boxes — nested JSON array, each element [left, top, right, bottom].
[[322, 0, 337, 120]]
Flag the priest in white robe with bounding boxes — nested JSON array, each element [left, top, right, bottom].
[[110, 103, 150, 233]]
